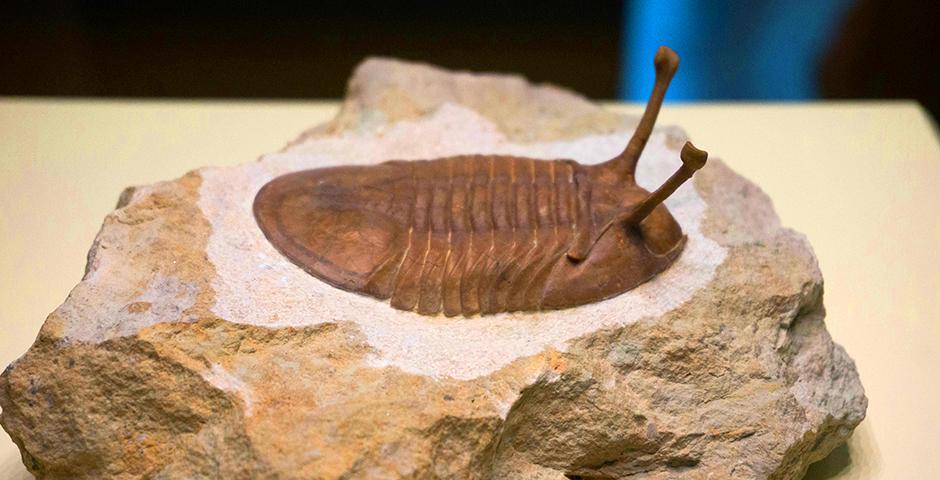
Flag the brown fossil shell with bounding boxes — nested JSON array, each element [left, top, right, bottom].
[[253, 46, 708, 317]]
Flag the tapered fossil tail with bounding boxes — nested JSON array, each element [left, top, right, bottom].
[[605, 46, 680, 176]]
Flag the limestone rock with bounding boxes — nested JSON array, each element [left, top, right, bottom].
[[0, 58, 866, 479]]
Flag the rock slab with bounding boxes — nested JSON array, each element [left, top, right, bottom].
[[1, 58, 866, 479]]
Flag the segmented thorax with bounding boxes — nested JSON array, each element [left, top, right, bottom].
[[255, 154, 604, 316]]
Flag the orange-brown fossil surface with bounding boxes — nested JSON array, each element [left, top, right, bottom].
[[254, 47, 708, 316]]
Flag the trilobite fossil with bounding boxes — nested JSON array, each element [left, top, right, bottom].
[[254, 46, 708, 317]]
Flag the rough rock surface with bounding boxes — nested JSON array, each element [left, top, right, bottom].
[[1, 58, 866, 479]]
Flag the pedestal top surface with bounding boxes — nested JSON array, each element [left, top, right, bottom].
[[1, 98, 937, 479]]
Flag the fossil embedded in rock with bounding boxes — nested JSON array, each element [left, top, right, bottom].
[[253, 46, 707, 316]]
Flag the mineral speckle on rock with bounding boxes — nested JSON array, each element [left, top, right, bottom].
[[0, 58, 866, 479]]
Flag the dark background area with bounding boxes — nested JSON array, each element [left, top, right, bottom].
[[819, 0, 939, 118], [1, 0, 938, 119], [0, 1, 623, 99]]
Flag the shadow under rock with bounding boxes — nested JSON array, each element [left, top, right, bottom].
[[802, 443, 852, 479]]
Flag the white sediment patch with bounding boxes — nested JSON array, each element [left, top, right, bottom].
[[202, 363, 254, 416], [59, 274, 199, 341], [199, 104, 727, 380]]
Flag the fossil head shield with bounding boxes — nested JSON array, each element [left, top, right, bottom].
[[253, 46, 708, 317]]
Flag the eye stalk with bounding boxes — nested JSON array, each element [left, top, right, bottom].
[[605, 45, 681, 177], [621, 141, 708, 227]]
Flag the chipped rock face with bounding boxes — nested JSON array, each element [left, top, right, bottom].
[[0, 58, 866, 479]]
